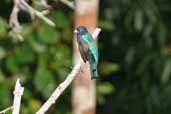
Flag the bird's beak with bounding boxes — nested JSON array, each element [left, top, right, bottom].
[[74, 29, 78, 34]]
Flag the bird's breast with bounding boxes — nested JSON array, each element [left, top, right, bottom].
[[76, 35, 82, 42]]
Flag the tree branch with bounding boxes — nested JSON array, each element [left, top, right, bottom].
[[19, 0, 55, 27], [9, 0, 55, 41], [12, 79, 24, 114], [0, 106, 13, 114], [35, 28, 101, 114], [59, 0, 75, 10]]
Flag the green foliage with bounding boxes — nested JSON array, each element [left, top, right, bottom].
[[0, 84, 11, 107], [37, 22, 60, 44], [97, 82, 114, 104], [100, 62, 119, 75], [98, 0, 171, 114], [52, 11, 70, 29], [0, 1, 72, 113], [99, 20, 115, 31], [34, 66, 56, 98]]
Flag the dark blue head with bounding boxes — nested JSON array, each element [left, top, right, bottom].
[[74, 26, 88, 35]]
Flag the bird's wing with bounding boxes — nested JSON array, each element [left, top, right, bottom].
[[82, 34, 98, 63], [78, 39, 89, 63], [89, 45, 98, 63]]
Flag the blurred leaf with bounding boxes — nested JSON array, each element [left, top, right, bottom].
[[161, 59, 171, 84], [100, 62, 119, 75], [23, 88, 33, 100], [0, 84, 11, 107], [134, 9, 143, 31], [37, 23, 60, 44], [6, 56, 19, 73], [124, 47, 135, 66], [5, 46, 35, 74], [97, 82, 114, 104], [99, 20, 114, 30], [28, 37, 46, 53], [52, 11, 70, 29], [0, 17, 7, 37], [54, 45, 71, 65], [0, 47, 6, 60], [28, 99, 41, 112], [62, 28, 72, 42], [49, 45, 71, 69], [0, 69, 5, 83], [34, 66, 55, 98], [97, 95, 105, 104], [15, 46, 35, 63], [22, 25, 47, 52], [97, 82, 114, 94], [22, 25, 33, 37]]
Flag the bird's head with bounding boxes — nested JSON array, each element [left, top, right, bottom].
[[74, 26, 88, 35]]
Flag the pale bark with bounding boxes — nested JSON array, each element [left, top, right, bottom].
[[72, 0, 99, 114], [12, 79, 24, 114]]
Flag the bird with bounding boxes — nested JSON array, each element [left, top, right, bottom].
[[74, 26, 99, 79]]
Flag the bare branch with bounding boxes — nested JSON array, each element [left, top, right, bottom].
[[59, 0, 75, 10], [35, 28, 101, 114], [9, 0, 23, 41], [12, 79, 24, 114], [36, 0, 50, 8], [0, 106, 13, 114], [20, 0, 55, 27], [9, 0, 55, 40], [92, 28, 101, 39]]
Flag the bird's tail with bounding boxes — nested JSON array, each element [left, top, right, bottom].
[[89, 57, 99, 80]]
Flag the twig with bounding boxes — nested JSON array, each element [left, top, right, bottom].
[[36, 0, 50, 8], [9, 0, 23, 41], [20, 0, 55, 27], [59, 0, 75, 10], [9, 0, 55, 40], [35, 28, 101, 114], [12, 79, 24, 114], [0, 106, 13, 114]]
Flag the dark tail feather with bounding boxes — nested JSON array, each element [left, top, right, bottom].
[[89, 58, 99, 80], [91, 68, 98, 80]]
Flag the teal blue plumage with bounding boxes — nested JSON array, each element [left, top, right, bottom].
[[74, 26, 99, 79]]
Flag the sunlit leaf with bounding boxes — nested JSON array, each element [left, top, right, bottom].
[[161, 59, 171, 84], [97, 82, 114, 94], [28, 99, 41, 112], [100, 62, 119, 75]]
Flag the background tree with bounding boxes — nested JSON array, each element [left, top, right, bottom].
[[72, 0, 98, 114]]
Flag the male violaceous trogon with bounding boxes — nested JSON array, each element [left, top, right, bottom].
[[74, 26, 99, 79]]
